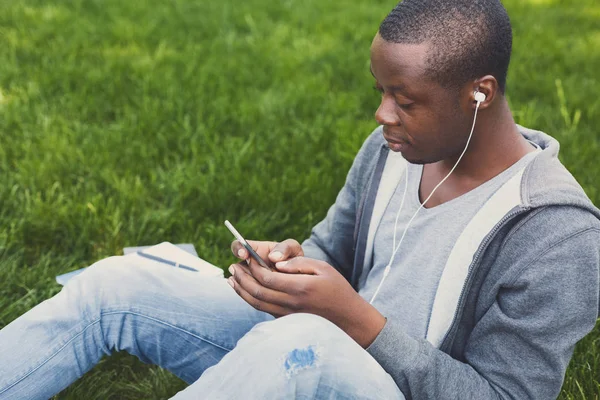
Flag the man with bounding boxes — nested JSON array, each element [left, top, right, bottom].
[[1, 0, 598, 399]]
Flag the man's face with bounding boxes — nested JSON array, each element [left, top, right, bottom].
[[370, 34, 471, 164]]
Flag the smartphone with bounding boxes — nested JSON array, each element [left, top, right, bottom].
[[224, 220, 273, 271]]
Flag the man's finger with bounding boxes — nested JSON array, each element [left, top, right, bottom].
[[229, 263, 299, 309], [246, 257, 283, 289], [228, 266, 296, 314], [268, 239, 304, 262], [230, 240, 276, 260], [228, 277, 287, 317], [274, 256, 323, 275], [245, 257, 311, 296], [230, 240, 246, 259]]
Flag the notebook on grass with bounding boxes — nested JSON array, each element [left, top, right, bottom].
[[55, 242, 224, 285]]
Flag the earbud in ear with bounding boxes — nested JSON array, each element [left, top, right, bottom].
[[474, 91, 487, 103]]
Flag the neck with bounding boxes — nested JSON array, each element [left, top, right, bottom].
[[436, 98, 534, 181]]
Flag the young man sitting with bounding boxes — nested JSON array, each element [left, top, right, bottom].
[[1, 0, 598, 399]]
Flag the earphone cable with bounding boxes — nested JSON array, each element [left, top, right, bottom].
[[369, 101, 482, 305]]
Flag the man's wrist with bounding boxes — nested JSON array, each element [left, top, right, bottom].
[[345, 299, 387, 348]]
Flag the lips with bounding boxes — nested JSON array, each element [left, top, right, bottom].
[[382, 130, 410, 152], [383, 133, 408, 145], [384, 136, 405, 145]]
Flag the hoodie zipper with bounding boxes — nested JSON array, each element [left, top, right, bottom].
[[439, 207, 530, 352]]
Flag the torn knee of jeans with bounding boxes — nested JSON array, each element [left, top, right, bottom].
[[283, 345, 321, 377]]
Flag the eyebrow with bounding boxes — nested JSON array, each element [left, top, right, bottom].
[[370, 66, 410, 95]]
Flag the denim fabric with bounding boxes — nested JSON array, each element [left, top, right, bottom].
[[0, 255, 404, 399]]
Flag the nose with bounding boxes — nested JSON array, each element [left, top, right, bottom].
[[375, 94, 401, 126]]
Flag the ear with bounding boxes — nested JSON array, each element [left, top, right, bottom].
[[467, 75, 499, 111]]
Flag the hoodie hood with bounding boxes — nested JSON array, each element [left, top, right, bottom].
[[518, 125, 600, 220]]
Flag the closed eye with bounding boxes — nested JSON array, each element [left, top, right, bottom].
[[373, 84, 414, 111]]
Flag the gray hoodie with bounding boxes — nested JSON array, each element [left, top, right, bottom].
[[302, 125, 600, 400]]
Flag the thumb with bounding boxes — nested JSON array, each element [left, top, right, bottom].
[[268, 239, 304, 263]]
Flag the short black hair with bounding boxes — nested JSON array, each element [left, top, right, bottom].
[[379, 0, 512, 94]]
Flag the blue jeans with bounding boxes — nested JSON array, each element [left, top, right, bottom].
[[0, 255, 405, 399]]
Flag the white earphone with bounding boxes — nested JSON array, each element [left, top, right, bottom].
[[474, 90, 487, 104], [369, 90, 486, 304]]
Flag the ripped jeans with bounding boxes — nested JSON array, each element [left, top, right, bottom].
[[0, 255, 405, 399]]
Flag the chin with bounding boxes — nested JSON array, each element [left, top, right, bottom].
[[395, 149, 429, 165], [389, 143, 440, 165], [406, 150, 446, 165], [406, 158, 428, 165]]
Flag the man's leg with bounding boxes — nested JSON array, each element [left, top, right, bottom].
[[172, 313, 405, 400], [0, 255, 272, 399]]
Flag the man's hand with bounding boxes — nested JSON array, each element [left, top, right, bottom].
[[227, 251, 387, 349]]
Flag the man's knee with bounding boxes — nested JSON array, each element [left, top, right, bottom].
[[250, 313, 345, 343], [62, 256, 148, 318], [239, 313, 353, 371], [231, 313, 404, 398]]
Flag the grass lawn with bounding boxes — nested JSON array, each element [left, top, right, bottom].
[[0, 0, 599, 398]]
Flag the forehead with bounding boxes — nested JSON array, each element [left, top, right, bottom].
[[370, 34, 432, 88]]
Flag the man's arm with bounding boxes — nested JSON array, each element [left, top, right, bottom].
[[366, 211, 600, 399]]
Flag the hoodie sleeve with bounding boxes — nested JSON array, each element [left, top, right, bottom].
[[302, 127, 383, 278], [366, 222, 600, 400]]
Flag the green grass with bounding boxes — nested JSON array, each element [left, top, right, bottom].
[[0, 0, 599, 398]]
